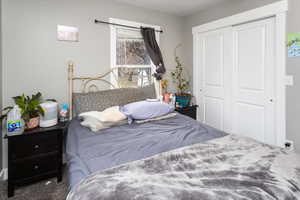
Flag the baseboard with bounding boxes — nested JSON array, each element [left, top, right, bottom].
[[0, 168, 8, 181]]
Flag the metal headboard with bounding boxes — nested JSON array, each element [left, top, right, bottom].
[[67, 61, 162, 119], [68, 61, 121, 119]]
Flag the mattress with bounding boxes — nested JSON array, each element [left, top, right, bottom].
[[66, 113, 227, 189]]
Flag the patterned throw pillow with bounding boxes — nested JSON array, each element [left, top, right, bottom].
[[73, 84, 156, 116]]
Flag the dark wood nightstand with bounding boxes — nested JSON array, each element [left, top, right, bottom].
[[175, 105, 198, 120], [6, 122, 68, 197]]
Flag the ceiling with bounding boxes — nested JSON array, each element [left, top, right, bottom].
[[113, 0, 239, 16]]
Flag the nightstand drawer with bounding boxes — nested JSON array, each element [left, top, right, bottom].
[[11, 131, 59, 160], [12, 154, 58, 180]]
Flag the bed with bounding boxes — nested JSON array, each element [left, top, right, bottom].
[[65, 62, 300, 200], [66, 113, 226, 189]]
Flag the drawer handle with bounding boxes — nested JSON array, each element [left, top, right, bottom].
[[34, 145, 40, 150], [34, 165, 39, 170]]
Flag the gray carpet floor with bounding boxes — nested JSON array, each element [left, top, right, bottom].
[[0, 170, 68, 200]]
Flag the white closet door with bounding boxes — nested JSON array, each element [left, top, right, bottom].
[[196, 28, 233, 132], [232, 18, 275, 145]]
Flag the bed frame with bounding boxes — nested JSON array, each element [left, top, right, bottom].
[[67, 61, 161, 119]]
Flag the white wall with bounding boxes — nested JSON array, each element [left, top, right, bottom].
[[1, 0, 184, 169], [2, 0, 184, 107]]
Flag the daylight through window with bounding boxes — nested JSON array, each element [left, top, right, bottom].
[[112, 26, 156, 88]]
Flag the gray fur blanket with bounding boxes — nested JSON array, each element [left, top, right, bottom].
[[67, 135, 300, 200]]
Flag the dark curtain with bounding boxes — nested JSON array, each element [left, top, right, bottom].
[[141, 27, 165, 80]]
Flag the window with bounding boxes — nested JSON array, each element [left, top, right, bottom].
[[110, 18, 160, 88], [116, 29, 151, 66]]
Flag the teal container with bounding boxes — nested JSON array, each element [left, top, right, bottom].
[[176, 95, 191, 108]]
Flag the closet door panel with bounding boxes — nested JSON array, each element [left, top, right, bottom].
[[199, 32, 224, 130], [236, 103, 265, 141], [204, 97, 223, 130], [237, 27, 264, 90], [232, 18, 275, 145], [204, 34, 223, 86], [197, 28, 233, 132]]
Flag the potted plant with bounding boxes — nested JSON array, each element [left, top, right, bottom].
[[1, 92, 45, 130], [171, 44, 191, 108]]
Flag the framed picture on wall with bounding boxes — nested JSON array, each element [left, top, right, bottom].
[[288, 33, 300, 58], [57, 25, 79, 42]]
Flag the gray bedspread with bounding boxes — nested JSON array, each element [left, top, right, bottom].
[[66, 113, 226, 189], [67, 135, 300, 200]]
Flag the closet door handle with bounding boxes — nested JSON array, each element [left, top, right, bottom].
[[270, 99, 273, 102]]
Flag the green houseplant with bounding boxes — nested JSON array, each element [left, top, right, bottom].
[[1, 92, 45, 130], [171, 44, 191, 107]]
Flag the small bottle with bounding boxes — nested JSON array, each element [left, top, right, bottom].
[[59, 104, 69, 122], [7, 105, 24, 135]]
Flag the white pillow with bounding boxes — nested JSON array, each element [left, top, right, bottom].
[[80, 116, 108, 132], [79, 106, 127, 132], [98, 106, 127, 122]]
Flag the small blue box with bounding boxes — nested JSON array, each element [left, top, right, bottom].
[[7, 120, 22, 133]]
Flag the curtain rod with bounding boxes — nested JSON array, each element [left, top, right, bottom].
[[94, 19, 163, 33]]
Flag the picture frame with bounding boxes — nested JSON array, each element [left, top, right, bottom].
[[57, 25, 79, 42]]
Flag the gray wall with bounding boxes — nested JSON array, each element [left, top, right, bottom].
[[0, 0, 3, 172], [1, 0, 184, 168], [286, 0, 300, 152], [2, 0, 184, 107], [183, 0, 300, 152]]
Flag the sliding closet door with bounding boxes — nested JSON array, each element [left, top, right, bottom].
[[232, 18, 275, 145], [196, 28, 233, 132]]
